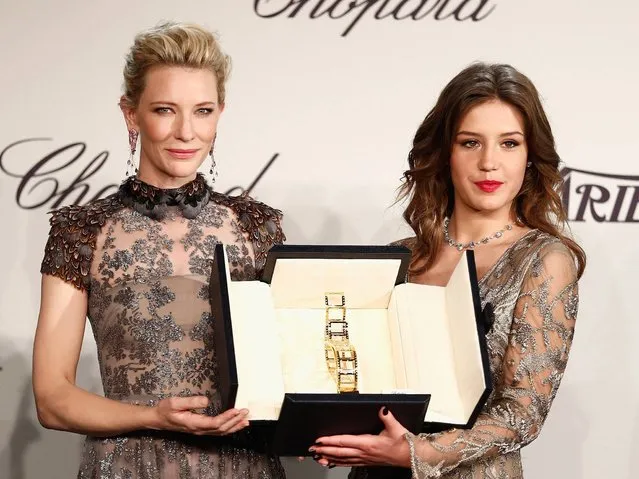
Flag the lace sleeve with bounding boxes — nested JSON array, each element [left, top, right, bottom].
[[39, 199, 117, 291], [40, 206, 96, 291], [406, 242, 579, 478], [216, 192, 286, 274]]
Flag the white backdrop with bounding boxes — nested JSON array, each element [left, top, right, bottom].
[[1, 1, 638, 478]]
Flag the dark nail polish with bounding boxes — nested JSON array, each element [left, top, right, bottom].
[[313, 454, 321, 461], [328, 464, 336, 469], [308, 447, 315, 453], [383, 406, 389, 416], [313, 441, 323, 446]]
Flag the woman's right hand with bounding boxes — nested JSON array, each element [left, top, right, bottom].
[[34, 275, 251, 438], [153, 396, 250, 436]]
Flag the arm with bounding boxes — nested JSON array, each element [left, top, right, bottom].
[[33, 274, 161, 436], [34, 274, 250, 438], [406, 243, 579, 477]]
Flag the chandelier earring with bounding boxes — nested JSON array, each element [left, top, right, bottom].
[[209, 133, 218, 185], [127, 129, 139, 177]]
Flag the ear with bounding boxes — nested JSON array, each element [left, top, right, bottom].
[[119, 96, 139, 131], [218, 102, 225, 114]]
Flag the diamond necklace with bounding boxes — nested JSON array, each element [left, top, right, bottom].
[[443, 217, 513, 251]]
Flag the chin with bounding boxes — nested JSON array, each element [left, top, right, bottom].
[[467, 197, 512, 213], [161, 159, 204, 179]]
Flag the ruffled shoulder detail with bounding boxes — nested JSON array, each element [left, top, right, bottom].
[[40, 195, 123, 291]]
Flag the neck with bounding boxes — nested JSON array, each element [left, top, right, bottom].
[[448, 202, 515, 244], [136, 156, 197, 189]]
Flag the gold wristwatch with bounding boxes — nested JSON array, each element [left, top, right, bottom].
[[324, 292, 358, 393]]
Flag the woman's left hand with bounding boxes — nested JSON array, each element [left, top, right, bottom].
[[309, 407, 412, 468]]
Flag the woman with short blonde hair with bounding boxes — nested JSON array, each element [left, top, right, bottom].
[[33, 22, 286, 478]]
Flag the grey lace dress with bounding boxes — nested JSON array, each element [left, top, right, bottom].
[[40, 173, 287, 479], [350, 230, 579, 479]]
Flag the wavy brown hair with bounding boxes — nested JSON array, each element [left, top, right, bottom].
[[399, 62, 586, 278]]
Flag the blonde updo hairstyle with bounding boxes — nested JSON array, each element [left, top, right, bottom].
[[121, 21, 231, 108]]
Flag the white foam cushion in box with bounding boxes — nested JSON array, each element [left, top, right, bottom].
[[224, 252, 486, 425]]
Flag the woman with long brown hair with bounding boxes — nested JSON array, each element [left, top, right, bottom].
[[311, 62, 585, 478]]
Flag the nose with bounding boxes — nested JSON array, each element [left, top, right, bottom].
[[478, 143, 498, 171], [175, 113, 195, 142]]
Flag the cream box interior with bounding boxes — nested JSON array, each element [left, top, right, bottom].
[[213, 245, 489, 428]]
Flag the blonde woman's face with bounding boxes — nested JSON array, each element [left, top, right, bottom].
[[449, 99, 528, 217], [122, 65, 223, 186]]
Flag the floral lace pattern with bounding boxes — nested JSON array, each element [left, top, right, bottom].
[[350, 231, 579, 479], [40, 174, 286, 479]]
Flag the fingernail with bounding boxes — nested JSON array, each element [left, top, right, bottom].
[[383, 406, 389, 415], [312, 454, 321, 461], [329, 464, 336, 469], [313, 441, 323, 446], [308, 447, 315, 453]]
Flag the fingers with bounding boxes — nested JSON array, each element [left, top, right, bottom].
[[157, 396, 253, 436], [378, 406, 409, 437], [194, 408, 249, 436], [314, 456, 363, 468], [378, 406, 397, 428], [312, 446, 363, 459], [327, 460, 366, 467], [211, 407, 248, 425], [313, 434, 374, 449], [212, 409, 250, 435], [311, 441, 366, 467], [168, 405, 249, 436], [378, 406, 389, 421]]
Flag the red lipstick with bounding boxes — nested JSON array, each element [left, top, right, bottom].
[[166, 149, 199, 160], [474, 180, 503, 193]]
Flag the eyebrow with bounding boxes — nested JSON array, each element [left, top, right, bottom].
[[150, 101, 217, 106], [456, 130, 524, 137]]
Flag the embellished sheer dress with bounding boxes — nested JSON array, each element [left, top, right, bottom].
[[350, 230, 579, 479], [40, 174, 287, 479]]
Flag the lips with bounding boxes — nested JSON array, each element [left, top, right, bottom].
[[474, 180, 503, 193], [166, 149, 199, 160]]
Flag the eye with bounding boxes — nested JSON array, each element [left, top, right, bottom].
[[461, 139, 479, 149], [503, 140, 520, 149], [196, 108, 214, 115], [153, 107, 173, 114]]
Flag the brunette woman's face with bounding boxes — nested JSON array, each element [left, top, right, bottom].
[[449, 99, 528, 216]]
